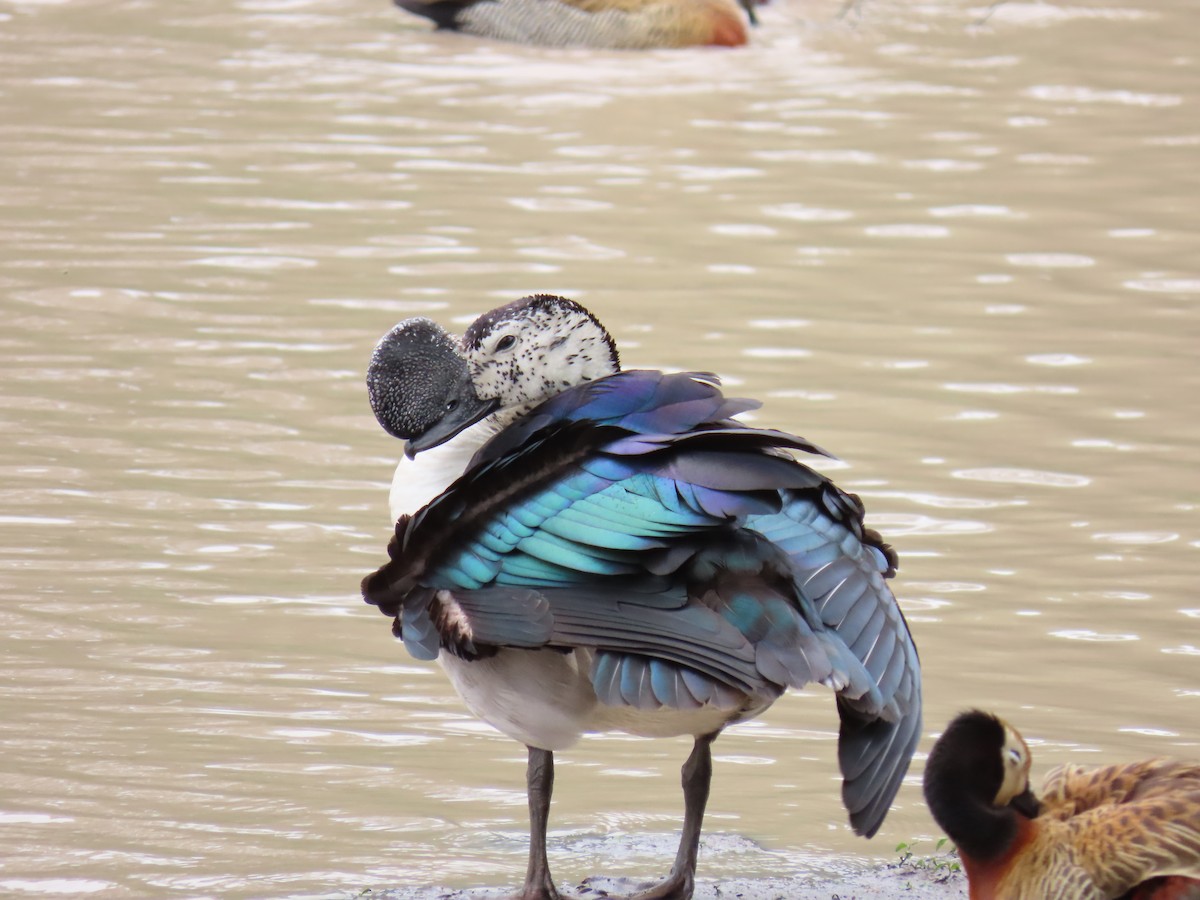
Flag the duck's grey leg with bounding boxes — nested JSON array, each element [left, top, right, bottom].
[[521, 745, 561, 900], [630, 731, 719, 900]]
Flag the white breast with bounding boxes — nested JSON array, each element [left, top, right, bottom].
[[387, 420, 492, 522]]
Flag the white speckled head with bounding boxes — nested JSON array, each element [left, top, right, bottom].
[[367, 317, 497, 456], [462, 294, 621, 421]]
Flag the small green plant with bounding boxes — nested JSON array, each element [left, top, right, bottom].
[[892, 837, 962, 884]]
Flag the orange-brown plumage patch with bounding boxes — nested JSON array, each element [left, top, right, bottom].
[[926, 712, 1200, 900], [958, 813, 1037, 900], [706, 9, 748, 47]]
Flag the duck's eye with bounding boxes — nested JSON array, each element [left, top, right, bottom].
[[444, 398, 458, 413], [495, 335, 517, 352]]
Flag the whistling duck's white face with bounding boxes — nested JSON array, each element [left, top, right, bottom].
[[462, 295, 620, 417], [994, 720, 1033, 806]]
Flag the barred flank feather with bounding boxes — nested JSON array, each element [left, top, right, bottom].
[[393, 0, 749, 48]]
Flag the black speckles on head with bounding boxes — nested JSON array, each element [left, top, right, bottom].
[[465, 295, 619, 365], [367, 317, 472, 440], [463, 294, 621, 409]]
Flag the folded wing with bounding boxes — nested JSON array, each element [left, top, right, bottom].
[[363, 369, 921, 837]]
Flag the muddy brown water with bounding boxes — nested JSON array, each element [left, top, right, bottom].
[[1, 0, 1196, 896]]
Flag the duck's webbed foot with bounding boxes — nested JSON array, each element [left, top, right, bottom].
[[626, 870, 694, 900], [515, 866, 563, 900], [576, 868, 694, 900], [515, 879, 563, 900], [583, 732, 719, 900]]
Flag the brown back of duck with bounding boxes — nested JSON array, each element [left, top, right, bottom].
[[399, 0, 749, 49], [1036, 758, 1200, 898]]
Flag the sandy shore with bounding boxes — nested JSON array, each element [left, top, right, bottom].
[[320, 830, 967, 900], [346, 862, 967, 900]]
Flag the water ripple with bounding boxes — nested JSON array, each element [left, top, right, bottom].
[[1006, 252, 1095, 268], [952, 468, 1091, 488], [508, 197, 612, 213], [0, 879, 114, 895], [1124, 277, 1200, 294], [864, 224, 950, 238], [1091, 531, 1178, 545], [1025, 85, 1182, 107], [944, 382, 1079, 395], [761, 204, 853, 222], [1025, 353, 1091, 366], [1051, 630, 1138, 642]]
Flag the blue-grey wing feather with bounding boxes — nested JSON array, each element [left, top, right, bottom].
[[362, 368, 920, 838]]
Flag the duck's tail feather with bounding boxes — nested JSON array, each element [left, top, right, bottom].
[[836, 692, 923, 837]]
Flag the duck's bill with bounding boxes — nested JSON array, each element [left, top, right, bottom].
[[1009, 787, 1041, 819], [404, 393, 498, 458]]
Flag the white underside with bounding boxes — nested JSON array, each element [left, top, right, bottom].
[[439, 647, 752, 750]]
